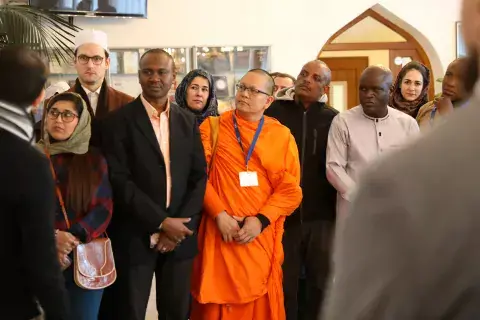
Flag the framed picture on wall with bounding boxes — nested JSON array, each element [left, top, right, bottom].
[[456, 22, 466, 58]]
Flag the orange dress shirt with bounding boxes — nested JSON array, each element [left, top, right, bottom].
[[141, 95, 171, 248], [141, 94, 171, 207]]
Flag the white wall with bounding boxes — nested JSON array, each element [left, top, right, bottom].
[[320, 50, 390, 67], [74, 0, 461, 83], [332, 17, 406, 43]]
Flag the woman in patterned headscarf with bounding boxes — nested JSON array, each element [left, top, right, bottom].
[[389, 61, 431, 118], [175, 69, 219, 125]]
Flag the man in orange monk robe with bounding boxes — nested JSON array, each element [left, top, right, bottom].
[[191, 69, 303, 320]]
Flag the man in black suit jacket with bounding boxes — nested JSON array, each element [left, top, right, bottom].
[[99, 49, 207, 320], [0, 46, 69, 319]]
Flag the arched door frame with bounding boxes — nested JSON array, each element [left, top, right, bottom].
[[318, 8, 435, 99]]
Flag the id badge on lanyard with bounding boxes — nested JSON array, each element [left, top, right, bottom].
[[233, 113, 264, 188]]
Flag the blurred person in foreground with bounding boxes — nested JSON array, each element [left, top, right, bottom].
[[0, 46, 69, 319], [321, 1, 480, 318]]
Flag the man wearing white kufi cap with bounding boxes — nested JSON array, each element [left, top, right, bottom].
[[42, 29, 133, 147]]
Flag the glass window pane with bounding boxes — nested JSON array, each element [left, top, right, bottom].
[[330, 81, 348, 112], [109, 47, 190, 99], [195, 46, 270, 108], [109, 51, 120, 74]]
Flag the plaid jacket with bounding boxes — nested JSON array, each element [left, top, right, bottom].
[[52, 150, 113, 243]]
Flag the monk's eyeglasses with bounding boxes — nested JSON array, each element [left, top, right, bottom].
[[236, 83, 271, 97]]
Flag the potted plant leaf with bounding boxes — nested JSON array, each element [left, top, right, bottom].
[[0, 0, 81, 64]]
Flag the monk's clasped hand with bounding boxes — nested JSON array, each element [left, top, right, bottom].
[[216, 211, 241, 243], [233, 216, 262, 245]]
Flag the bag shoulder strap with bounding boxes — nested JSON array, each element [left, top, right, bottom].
[[44, 148, 71, 229], [208, 116, 220, 174]]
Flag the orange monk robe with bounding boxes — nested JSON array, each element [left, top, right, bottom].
[[191, 110, 302, 320]]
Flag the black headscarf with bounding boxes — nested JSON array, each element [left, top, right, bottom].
[[175, 69, 219, 125]]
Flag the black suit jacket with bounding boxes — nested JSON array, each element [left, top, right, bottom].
[[0, 130, 69, 320], [102, 97, 207, 263]]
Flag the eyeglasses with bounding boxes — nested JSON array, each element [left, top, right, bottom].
[[47, 108, 78, 123], [236, 83, 270, 96], [77, 54, 105, 65]]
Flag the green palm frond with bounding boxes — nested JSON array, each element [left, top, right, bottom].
[[0, 4, 81, 65]]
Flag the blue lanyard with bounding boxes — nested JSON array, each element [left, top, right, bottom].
[[232, 113, 264, 170]]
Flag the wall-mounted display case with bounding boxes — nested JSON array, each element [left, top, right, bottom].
[[109, 47, 191, 98], [194, 46, 270, 99], [46, 45, 270, 110], [45, 51, 78, 88]]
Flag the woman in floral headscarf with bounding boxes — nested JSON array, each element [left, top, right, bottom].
[[175, 69, 219, 125], [389, 61, 431, 118]]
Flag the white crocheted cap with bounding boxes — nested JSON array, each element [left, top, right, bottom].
[[45, 81, 71, 99], [74, 29, 109, 53]]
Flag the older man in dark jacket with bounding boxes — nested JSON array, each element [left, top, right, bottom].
[[266, 60, 338, 320]]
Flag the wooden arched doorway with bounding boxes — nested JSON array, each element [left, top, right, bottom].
[[318, 9, 434, 111]]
